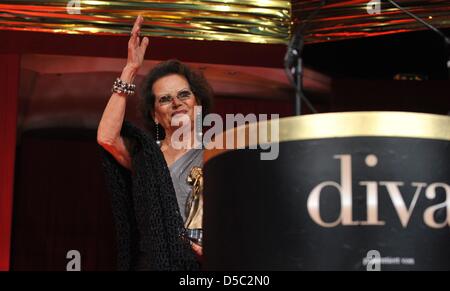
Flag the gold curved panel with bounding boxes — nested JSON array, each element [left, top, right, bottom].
[[0, 0, 291, 44], [1, 1, 449, 45], [204, 111, 450, 163], [293, 0, 450, 43]]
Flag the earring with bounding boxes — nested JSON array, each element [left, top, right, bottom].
[[155, 121, 161, 147]]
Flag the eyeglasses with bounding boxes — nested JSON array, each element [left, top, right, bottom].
[[156, 89, 193, 106]]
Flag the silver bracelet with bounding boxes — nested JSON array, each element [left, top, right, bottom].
[[112, 78, 136, 96]]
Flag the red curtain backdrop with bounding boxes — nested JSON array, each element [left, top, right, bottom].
[[11, 129, 117, 271], [0, 54, 20, 271]]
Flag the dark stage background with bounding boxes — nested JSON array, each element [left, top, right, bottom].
[[2, 28, 449, 271]]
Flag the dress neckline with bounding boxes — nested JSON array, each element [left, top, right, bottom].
[[167, 148, 201, 170]]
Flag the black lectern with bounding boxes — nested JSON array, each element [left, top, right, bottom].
[[203, 112, 450, 271]]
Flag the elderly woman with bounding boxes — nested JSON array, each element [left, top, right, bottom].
[[97, 15, 212, 270]]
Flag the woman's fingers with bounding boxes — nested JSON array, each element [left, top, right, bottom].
[[131, 15, 143, 35], [129, 15, 143, 47], [139, 37, 149, 55], [191, 242, 203, 257], [127, 15, 147, 68]]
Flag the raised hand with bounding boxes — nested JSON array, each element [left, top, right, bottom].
[[126, 15, 149, 72]]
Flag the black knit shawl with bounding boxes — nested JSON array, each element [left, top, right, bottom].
[[100, 121, 200, 270]]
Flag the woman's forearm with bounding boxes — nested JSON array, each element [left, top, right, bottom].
[[97, 66, 137, 145]]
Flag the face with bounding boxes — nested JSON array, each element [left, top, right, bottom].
[[152, 74, 199, 133]]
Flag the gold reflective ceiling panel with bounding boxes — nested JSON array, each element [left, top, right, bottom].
[[293, 0, 450, 43], [0, 0, 291, 44], [1, 1, 449, 44]]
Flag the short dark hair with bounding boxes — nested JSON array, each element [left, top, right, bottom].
[[140, 59, 213, 139]]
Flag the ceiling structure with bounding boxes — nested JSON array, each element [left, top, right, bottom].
[[293, 0, 450, 43], [1, 1, 449, 44], [0, 0, 291, 44], [3, 1, 448, 132]]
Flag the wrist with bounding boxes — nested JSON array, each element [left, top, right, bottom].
[[112, 77, 136, 96], [121, 65, 138, 82]]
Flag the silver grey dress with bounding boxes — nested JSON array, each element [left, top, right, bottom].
[[168, 149, 203, 222]]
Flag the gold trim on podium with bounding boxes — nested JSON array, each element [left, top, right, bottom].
[[204, 111, 450, 164]]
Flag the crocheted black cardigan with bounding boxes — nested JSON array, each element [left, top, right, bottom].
[[100, 121, 200, 271]]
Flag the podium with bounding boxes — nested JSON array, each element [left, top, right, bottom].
[[203, 112, 450, 270]]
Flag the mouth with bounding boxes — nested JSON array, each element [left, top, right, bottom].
[[171, 110, 188, 117]]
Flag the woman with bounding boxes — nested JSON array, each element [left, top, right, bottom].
[[97, 15, 211, 270]]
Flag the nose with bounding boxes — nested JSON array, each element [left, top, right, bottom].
[[171, 96, 182, 107]]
